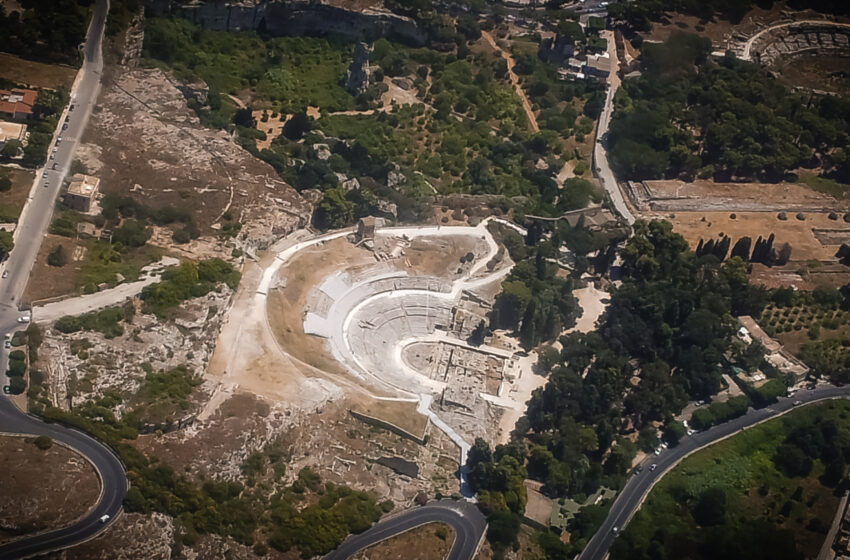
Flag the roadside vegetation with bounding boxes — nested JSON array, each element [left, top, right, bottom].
[[469, 220, 774, 558], [611, 400, 850, 560]]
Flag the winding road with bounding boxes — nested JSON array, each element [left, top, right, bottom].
[[578, 384, 850, 560], [324, 501, 487, 560], [0, 1, 128, 558]]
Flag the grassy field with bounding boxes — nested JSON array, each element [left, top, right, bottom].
[[798, 171, 850, 200], [143, 18, 354, 113], [612, 400, 850, 560], [0, 168, 34, 223]]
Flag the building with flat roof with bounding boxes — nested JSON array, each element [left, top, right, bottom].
[[0, 120, 26, 150], [64, 174, 100, 213], [585, 52, 612, 78], [0, 88, 37, 121]]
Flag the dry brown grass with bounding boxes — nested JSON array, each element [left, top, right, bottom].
[[0, 167, 34, 223], [266, 238, 374, 376], [352, 522, 454, 560], [24, 234, 85, 303], [0, 53, 77, 90], [0, 435, 100, 542], [665, 211, 850, 261], [350, 397, 429, 440]]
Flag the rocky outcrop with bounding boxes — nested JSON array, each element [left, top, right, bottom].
[[345, 42, 373, 95], [144, 0, 427, 44]]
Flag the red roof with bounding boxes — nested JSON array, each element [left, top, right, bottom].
[[0, 88, 37, 116]]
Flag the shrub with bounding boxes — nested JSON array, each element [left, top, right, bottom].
[[47, 245, 67, 267], [778, 212, 787, 220], [33, 436, 53, 450], [829, 212, 838, 220], [796, 212, 805, 221]]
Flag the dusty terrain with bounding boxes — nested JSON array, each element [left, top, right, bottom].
[[665, 211, 850, 261], [774, 52, 850, 94], [0, 436, 100, 543], [352, 522, 454, 560], [77, 65, 310, 250], [0, 53, 78, 90], [0, 167, 35, 223]]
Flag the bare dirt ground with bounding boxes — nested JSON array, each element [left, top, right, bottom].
[[666, 211, 850, 261], [0, 53, 78, 90], [266, 238, 375, 379], [23, 234, 85, 302], [0, 166, 34, 223], [636, 179, 842, 212], [352, 522, 454, 560], [77, 65, 310, 250], [0, 436, 99, 543], [253, 110, 290, 151], [774, 52, 850, 95]]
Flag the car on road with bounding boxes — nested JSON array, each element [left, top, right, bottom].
[[52, 163, 57, 170], [62, 123, 68, 130], [70, 104, 75, 111], [1, 270, 7, 278], [17, 315, 30, 323], [49, 153, 54, 159], [793, 400, 803, 406], [612, 526, 619, 534], [649, 463, 657, 471], [42, 171, 47, 178], [4, 340, 10, 349], [653, 448, 661, 455], [57, 136, 62, 142], [99, 514, 110, 523], [634, 465, 643, 474], [687, 429, 695, 436]]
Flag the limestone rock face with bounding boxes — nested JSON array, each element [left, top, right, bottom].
[[144, 0, 427, 44], [345, 42, 373, 95]]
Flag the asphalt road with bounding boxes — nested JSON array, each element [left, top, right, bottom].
[[324, 501, 487, 560], [0, 394, 127, 560], [0, 1, 128, 558], [578, 384, 850, 560], [0, 0, 108, 337]]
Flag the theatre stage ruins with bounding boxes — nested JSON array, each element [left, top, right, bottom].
[[207, 217, 547, 488]]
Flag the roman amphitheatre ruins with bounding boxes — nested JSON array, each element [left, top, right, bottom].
[[207, 217, 577, 485]]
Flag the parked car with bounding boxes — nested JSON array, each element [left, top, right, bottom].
[[4, 340, 10, 349], [2, 386, 10, 395], [1, 271, 7, 279], [17, 315, 30, 323]]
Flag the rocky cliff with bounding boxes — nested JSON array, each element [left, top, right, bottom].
[[144, 0, 426, 44]]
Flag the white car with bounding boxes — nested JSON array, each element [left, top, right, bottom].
[[17, 315, 30, 323], [42, 171, 47, 178], [99, 514, 110, 523]]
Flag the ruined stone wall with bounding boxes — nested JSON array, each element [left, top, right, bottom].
[[144, 0, 427, 44]]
